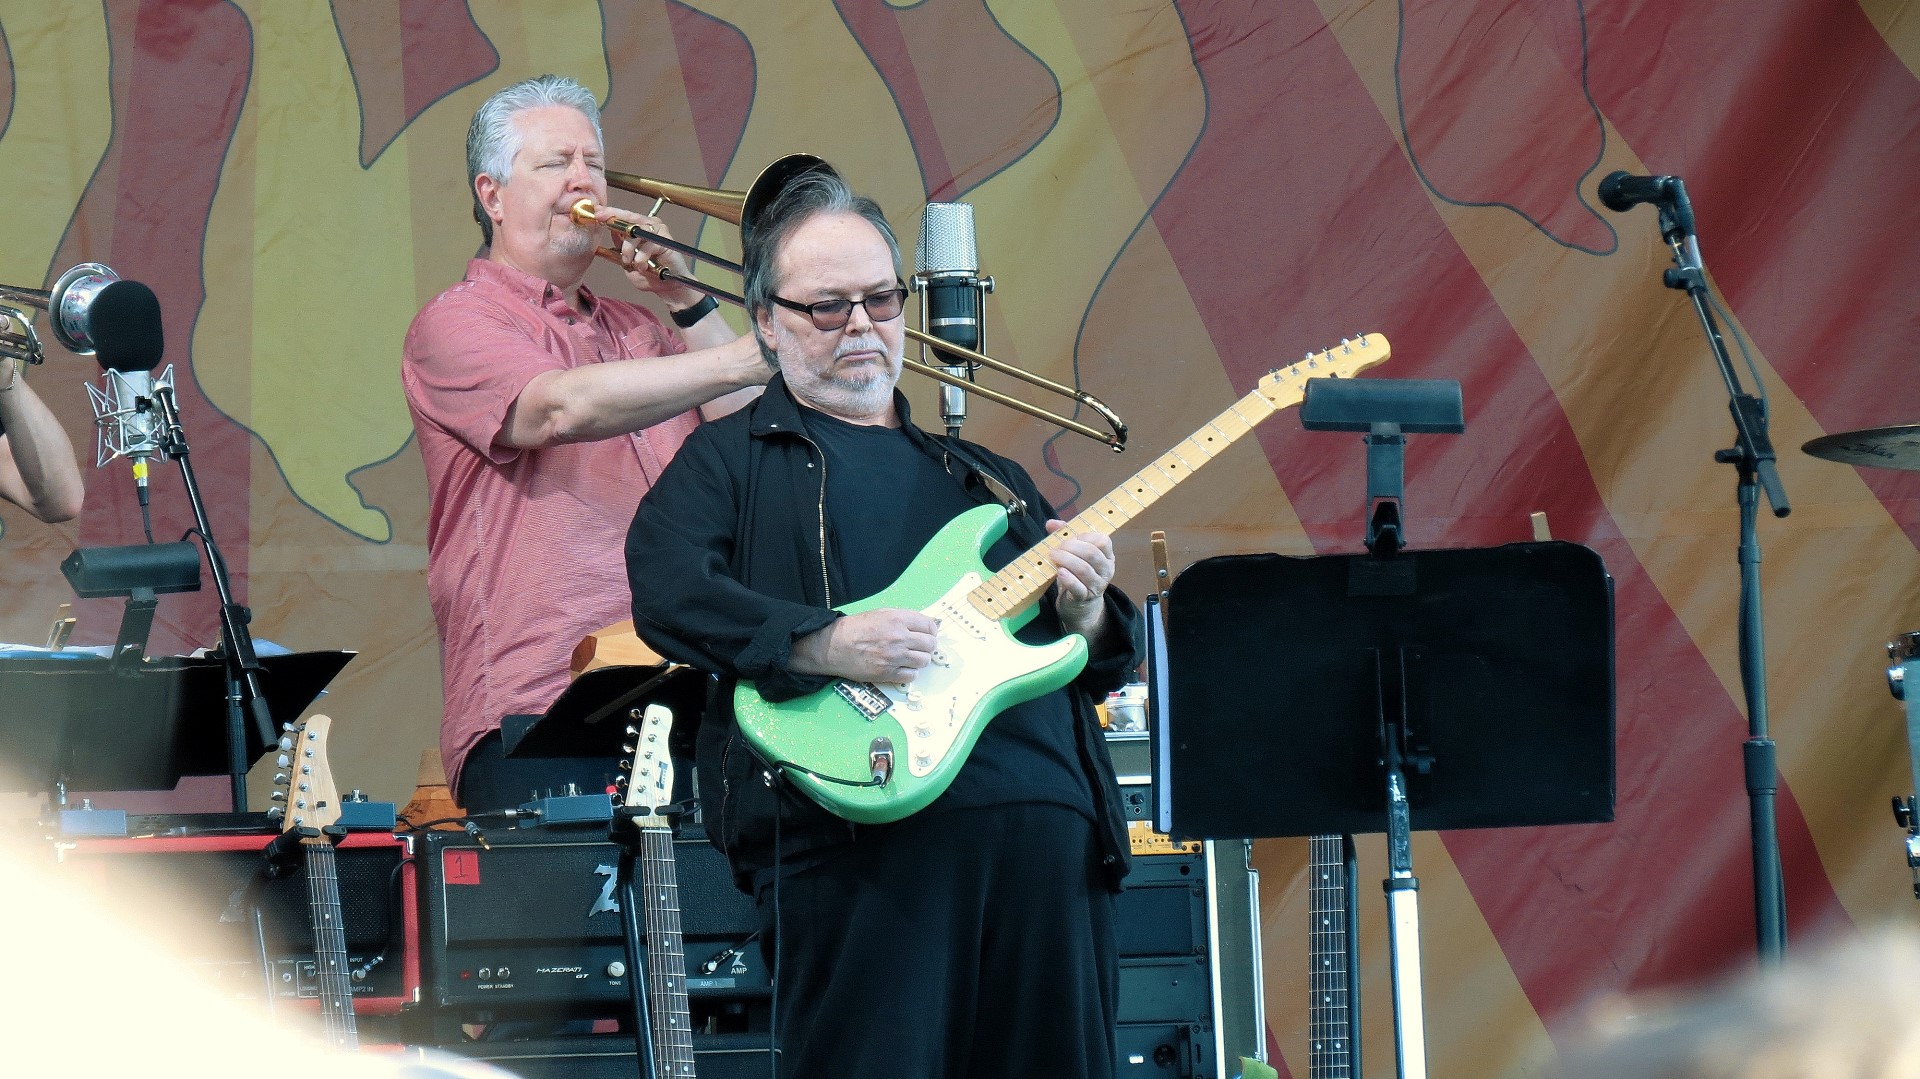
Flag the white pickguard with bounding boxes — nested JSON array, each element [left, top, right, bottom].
[[876, 572, 1066, 778]]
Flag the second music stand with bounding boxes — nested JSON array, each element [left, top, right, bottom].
[[1158, 543, 1614, 1079]]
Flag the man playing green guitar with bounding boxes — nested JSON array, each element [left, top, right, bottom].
[[625, 161, 1141, 1078]]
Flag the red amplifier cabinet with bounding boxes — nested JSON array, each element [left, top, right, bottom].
[[55, 831, 419, 1015]]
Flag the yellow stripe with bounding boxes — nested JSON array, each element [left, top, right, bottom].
[[0, 3, 112, 285]]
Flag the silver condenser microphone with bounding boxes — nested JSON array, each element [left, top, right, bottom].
[[913, 202, 993, 438]]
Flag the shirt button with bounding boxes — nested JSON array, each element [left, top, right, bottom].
[[565, 317, 576, 325]]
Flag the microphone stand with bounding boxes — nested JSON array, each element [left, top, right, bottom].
[[146, 380, 278, 811], [1654, 186, 1791, 963]]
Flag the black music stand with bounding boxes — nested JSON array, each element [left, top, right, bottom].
[[0, 651, 355, 797], [502, 663, 705, 763], [1159, 543, 1613, 1079]]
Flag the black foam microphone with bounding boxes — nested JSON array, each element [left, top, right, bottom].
[[86, 279, 165, 373], [80, 279, 167, 510], [914, 203, 989, 437], [1597, 171, 1679, 212]]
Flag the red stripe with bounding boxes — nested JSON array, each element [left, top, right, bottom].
[[399, 0, 498, 135], [71, 0, 252, 656], [839, 0, 956, 198], [665, 2, 755, 188], [1156, 0, 1846, 1023]]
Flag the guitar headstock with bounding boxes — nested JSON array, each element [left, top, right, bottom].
[[618, 703, 677, 829], [1253, 333, 1392, 408], [269, 713, 343, 834]]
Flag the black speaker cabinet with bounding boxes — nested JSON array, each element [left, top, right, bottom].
[[417, 828, 766, 1020], [1115, 842, 1265, 1079]]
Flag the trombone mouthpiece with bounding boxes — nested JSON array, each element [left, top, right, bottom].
[[568, 198, 599, 226]]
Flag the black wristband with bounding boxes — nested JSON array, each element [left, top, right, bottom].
[[669, 294, 719, 329]]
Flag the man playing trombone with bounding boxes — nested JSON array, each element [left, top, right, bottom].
[[402, 74, 769, 808], [626, 161, 1140, 1078]]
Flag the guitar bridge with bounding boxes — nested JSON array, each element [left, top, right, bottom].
[[835, 680, 892, 719]]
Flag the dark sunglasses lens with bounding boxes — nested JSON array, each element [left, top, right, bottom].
[[866, 289, 906, 321], [809, 299, 853, 329]]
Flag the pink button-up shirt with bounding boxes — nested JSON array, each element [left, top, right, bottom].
[[403, 259, 699, 792]]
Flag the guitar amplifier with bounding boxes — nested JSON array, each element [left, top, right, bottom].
[[54, 831, 419, 1014], [417, 828, 767, 1017], [1115, 842, 1265, 1079]]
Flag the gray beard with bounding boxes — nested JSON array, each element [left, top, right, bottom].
[[775, 329, 902, 420]]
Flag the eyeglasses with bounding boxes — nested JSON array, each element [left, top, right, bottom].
[[770, 287, 908, 331]]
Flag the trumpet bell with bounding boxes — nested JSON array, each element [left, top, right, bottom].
[[46, 262, 121, 355], [0, 261, 122, 361]]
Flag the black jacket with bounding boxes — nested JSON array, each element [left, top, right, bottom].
[[625, 374, 1140, 893]]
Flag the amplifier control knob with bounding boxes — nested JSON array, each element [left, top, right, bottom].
[[607, 961, 627, 979]]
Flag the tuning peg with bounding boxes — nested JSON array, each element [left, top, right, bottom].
[[276, 753, 291, 769], [618, 759, 632, 773], [270, 791, 287, 802], [265, 806, 284, 821], [273, 771, 289, 785], [277, 735, 293, 752], [621, 742, 636, 756]]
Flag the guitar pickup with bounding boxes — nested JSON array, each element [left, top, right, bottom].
[[835, 680, 892, 719], [869, 739, 895, 786]]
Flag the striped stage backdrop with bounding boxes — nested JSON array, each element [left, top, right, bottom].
[[1, 2, 1915, 1073]]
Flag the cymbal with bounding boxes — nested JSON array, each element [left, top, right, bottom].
[[1803, 426, 1920, 471]]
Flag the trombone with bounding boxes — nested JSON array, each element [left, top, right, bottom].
[[573, 156, 1127, 451]]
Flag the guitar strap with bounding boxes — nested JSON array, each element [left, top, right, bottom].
[[935, 435, 1028, 520]]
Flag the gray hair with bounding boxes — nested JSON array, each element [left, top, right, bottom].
[[466, 74, 604, 245], [742, 169, 900, 364]]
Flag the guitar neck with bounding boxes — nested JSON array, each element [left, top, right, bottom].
[[641, 827, 696, 1078], [970, 386, 1285, 621], [1306, 834, 1352, 1079], [303, 839, 358, 1051]]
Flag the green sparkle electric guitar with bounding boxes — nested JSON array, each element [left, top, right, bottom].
[[734, 335, 1391, 823]]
